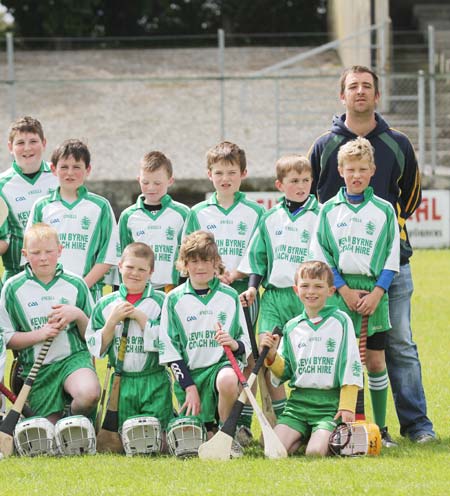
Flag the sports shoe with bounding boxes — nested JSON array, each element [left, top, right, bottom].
[[235, 425, 253, 447], [230, 439, 244, 458], [413, 433, 436, 444], [380, 426, 398, 448]]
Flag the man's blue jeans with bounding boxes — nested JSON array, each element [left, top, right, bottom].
[[386, 263, 435, 439]]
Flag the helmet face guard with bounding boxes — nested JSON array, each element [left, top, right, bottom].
[[14, 417, 56, 457], [120, 415, 161, 456], [329, 422, 381, 456], [166, 416, 206, 458], [55, 415, 96, 456]]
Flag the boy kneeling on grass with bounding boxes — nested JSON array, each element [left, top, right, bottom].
[[260, 260, 363, 456]]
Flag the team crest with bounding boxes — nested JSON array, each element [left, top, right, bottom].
[[87, 336, 96, 347], [81, 216, 91, 230], [300, 230, 310, 243], [217, 311, 227, 325], [326, 338, 336, 352], [59, 297, 69, 305], [365, 221, 376, 235], [352, 360, 363, 377], [237, 221, 248, 236], [166, 226, 175, 241]]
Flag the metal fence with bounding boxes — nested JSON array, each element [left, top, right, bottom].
[[1, 30, 449, 196]]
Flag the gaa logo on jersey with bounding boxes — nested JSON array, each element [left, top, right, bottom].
[[206, 224, 217, 230], [15, 196, 26, 202], [50, 218, 60, 225], [136, 230, 145, 237], [27, 301, 38, 307], [187, 315, 197, 322], [275, 229, 283, 236]]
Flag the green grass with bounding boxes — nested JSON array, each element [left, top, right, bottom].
[[1, 249, 449, 495]]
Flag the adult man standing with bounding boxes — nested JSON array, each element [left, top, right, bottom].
[[308, 65, 435, 443]]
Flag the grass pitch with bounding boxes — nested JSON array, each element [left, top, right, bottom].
[[1, 249, 449, 495]]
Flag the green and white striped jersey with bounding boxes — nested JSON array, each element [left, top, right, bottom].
[[27, 186, 120, 285], [183, 192, 264, 273], [310, 187, 400, 277], [276, 306, 363, 390], [85, 283, 165, 373], [0, 263, 93, 374], [159, 277, 251, 370], [119, 194, 189, 288], [239, 195, 320, 289], [0, 161, 57, 273]]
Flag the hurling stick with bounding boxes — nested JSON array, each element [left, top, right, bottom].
[[96, 320, 130, 453], [243, 306, 277, 428], [94, 360, 112, 434], [223, 346, 287, 459], [0, 337, 54, 457], [198, 326, 281, 461], [0, 382, 34, 418]]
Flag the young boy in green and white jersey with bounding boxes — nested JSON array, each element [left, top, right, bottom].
[[310, 137, 400, 446], [239, 155, 320, 419], [119, 151, 189, 292], [0, 116, 58, 282], [85, 242, 173, 434], [159, 231, 251, 439], [26, 139, 120, 301], [0, 223, 100, 423], [260, 261, 363, 456], [182, 141, 264, 439]]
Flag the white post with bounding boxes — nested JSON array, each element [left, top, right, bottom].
[[218, 29, 225, 141], [428, 25, 436, 175], [417, 70, 425, 172], [6, 32, 16, 120]]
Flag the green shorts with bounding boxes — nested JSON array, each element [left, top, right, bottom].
[[119, 368, 173, 429], [258, 287, 303, 334], [278, 388, 339, 439], [337, 274, 390, 337], [26, 350, 95, 418], [174, 361, 231, 425]]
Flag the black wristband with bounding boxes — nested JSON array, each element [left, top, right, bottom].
[[170, 360, 195, 390], [233, 340, 245, 356], [248, 274, 263, 290]]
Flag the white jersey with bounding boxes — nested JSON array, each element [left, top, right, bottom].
[[0, 161, 58, 273], [0, 263, 93, 374], [183, 192, 264, 273], [310, 187, 400, 277], [86, 284, 165, 373], [159, 277, 251, 370], [27, 186, 120, 286], [239, 195, 320, 288], [276, 306, 363, 390], [119, 194, 189, 288]]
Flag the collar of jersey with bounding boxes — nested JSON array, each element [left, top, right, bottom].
[[297, 305, 338, 327], [334, 186, 374, 209], [208, 191, 244, 213], [184, 276, 219, 301], [24, 262, 64, 288], [282, 194, 316, 220], [50, 185, 88, 207], [137, 193, 171, 213], [12, 160, 49, 183], [119, 280, 153, 302]]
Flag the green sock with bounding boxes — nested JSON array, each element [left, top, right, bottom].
[[368, 369, 389, 428], [272, 399, 286, 419], [238, 405, 253, 429]]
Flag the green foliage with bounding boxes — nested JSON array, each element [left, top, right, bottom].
[[2, 0, 327, 37]]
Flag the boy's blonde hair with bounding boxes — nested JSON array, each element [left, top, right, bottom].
[[9, 116, 45, 143], [276, 155, 312, 181], [176, 231, 225, 276], [294, 260, 334, 287], [23, 223, 60, 249], [51, 139, 91, 168], [140, 151, 173, 177], [121, 242, 155, 271], [337, 137, 375, 170], [206, 141, 246, 173]]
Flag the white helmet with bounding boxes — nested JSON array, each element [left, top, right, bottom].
[[54, 415, 96, 456], [329, 421, 381, 456], [14, 417, 56, 457], [166, 416, 206, 458], [120, 415, 162, 456]]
